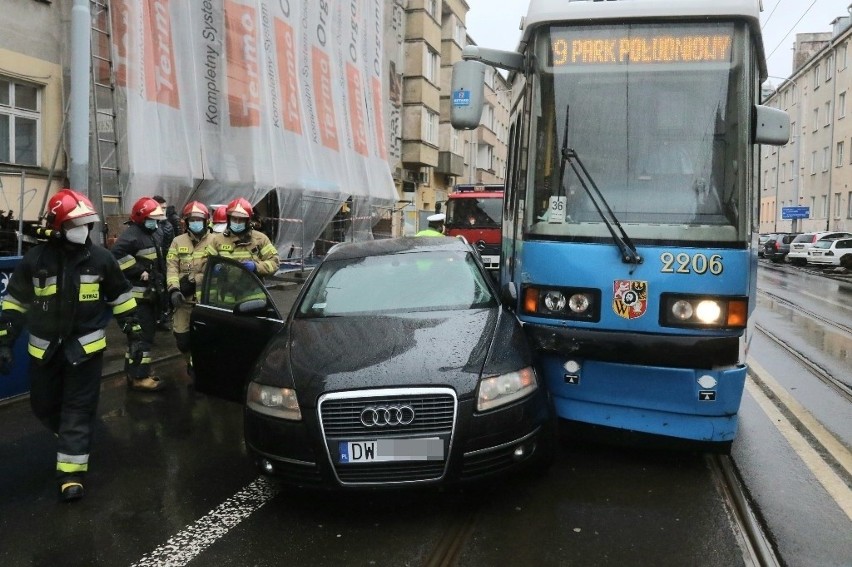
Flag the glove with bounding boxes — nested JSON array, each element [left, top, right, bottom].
[[242, 260, 256, 272], [179, 275, 196, 298], [0, 346, 13, 375], [170, 290, 185, 307], [127, 340, 144, 367]]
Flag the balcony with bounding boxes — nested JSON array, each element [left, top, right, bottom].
[[436, 151, 465, 176]]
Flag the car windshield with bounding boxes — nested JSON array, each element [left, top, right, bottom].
[[296, 250, 497, 317], [812, 240, 833, 249], [792, 234, 813, 243]]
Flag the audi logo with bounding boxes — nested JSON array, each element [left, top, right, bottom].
[[360, 405, 415, 427]]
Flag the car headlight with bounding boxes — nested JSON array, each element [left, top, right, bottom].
[[246, 382, 302, 420], [477, 366, 538, 412], [522, 285, 600, 321], [661, 294, 747, 329]]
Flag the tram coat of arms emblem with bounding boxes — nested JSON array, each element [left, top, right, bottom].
[[612, 279, 648, 319]]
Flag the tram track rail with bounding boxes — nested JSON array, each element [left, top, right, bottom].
[[757, 289, 852, 337], [707, 454, 781, 567], [754, 322, 852, 403]]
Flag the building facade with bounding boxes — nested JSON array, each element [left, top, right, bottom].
[[0, 0, 68, 232], [761, 8, 852, 234]]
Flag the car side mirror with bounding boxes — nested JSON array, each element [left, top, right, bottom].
[[234, 298, 268, 316]]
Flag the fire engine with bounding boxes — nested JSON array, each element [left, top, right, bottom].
[[443, 184, 503, 271]]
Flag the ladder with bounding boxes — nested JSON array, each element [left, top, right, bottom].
[[89, 0, 123, 242]]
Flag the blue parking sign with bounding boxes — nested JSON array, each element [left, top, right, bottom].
[[452, 89, 471, 107], [781, 206, 809, 219]]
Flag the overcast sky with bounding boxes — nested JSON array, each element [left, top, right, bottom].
[[464, 0, 845, 86]]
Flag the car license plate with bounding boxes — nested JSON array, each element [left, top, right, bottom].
[[338, 438, 444, 463]]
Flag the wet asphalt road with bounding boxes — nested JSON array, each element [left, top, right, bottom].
[[0, 266, 849, 565]]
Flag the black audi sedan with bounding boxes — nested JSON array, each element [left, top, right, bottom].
[[190, 237, 554, 488]]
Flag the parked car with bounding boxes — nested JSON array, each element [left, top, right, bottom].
[[190, 237, 555, 489], [806, 237, 852, 268], [788, 231, 852, 266], [758, 233, 771, 257], [763, 232, 800, 263]]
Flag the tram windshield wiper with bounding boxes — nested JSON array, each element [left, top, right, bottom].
[[558, 105, 642, 265]]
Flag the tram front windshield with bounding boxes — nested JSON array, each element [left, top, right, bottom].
[[527, 22, 750, 244]]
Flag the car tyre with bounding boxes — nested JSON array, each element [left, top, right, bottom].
[[841, 254, 852, 270]]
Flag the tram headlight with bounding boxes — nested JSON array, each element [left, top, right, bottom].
[[661, 294, 748, 329], [522, 285, 600, 321]]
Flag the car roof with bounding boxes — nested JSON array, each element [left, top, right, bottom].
[[324, 236, 472, 261]]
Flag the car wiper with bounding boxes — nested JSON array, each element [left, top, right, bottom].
[[558, 105, 642, 266]]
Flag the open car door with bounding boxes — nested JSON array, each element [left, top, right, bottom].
[[190, 256, 284, 402]]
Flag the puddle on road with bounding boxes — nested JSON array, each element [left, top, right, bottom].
[[756, 295, 851, 364]]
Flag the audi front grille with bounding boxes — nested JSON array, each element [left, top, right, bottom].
[[318, 387, 457, 485]]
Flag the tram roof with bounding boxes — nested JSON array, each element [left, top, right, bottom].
[[520, 0, 766, 76]]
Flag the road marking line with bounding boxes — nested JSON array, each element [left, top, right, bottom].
[[130, 476, 279, 567], [745, 378, 852, 522], [748, 358, 852, 477]]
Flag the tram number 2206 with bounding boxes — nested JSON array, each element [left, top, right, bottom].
[[660, 252, 724, 275]]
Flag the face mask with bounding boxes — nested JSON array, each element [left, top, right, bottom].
[[144, 219, 159, 231], [212, 223, 226, 233], [65, 225, 89, 245], [188, 221, 205, 234], [229, 220, 246, 234]]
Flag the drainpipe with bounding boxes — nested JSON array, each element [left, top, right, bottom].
[[826, 43, 839, 231], [69, 0, 91, 195]]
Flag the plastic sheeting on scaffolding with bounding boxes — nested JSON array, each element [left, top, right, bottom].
[[108, 0, 396, 258]]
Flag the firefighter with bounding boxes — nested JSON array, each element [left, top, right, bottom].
[[166, 201, 213, 379], [211, 206, 227, 234], [111, 197, 168, 391], [416, 213, 446, 237], [0, 189, 142, 501], [205, 198, 280, 305]]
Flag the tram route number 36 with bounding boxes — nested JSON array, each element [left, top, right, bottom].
[[660, 252, 724, 275]]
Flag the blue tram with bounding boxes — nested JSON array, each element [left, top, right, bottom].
[[450, 0, 789, 451]]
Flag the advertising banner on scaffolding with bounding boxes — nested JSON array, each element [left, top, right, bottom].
[[109, 0, 396, 258]]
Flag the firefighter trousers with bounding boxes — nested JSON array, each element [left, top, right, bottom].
[[29, 351, 104, 480], [126, 298, 157, 379]]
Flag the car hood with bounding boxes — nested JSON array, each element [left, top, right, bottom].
[[280, 309, 511, 405]]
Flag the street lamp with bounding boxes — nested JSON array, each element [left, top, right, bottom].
[[765, 75, 802, 232]]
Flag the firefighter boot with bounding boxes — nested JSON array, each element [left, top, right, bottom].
[[59, 479, 84, 502], [130, 375, 166, 392]]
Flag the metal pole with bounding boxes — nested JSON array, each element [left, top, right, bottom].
[[17, 172, 25, 256], [69, 0, 91, 194], [300, 195, 305, 275]]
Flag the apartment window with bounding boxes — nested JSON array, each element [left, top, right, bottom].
[[780, 162, 786, 181], [810, 150, 817, 174], [423, 109, 438, 145], [426, 0, 437, 19], [422, 49, 439, 83], [824, 101, 832, 126], [840, 92, 847, 119], [810, 196, 816, 215], [848, 191, 852, 218], [838, 141, 845, 167], [790, 160, 795, 181], [0, 78, 40, 166], [453, 17, 465, 46], [790, 121, 796, 143], [451, 128, 459, 153], [482, 104, 494, 131], [835, 193, 842, 219], [841, 44, 848, 70], [826, 55, 833, 81], [822, 147, 830, 171], [813, 64, 820, 88], [820, 195, 828, 217], [813, 108, 819, 131]]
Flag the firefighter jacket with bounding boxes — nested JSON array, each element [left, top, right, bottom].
[[111, 222, 166, 303], [0, 239, 138, 364], [205, 229, 280, 276], [166, 229, 215, 302]]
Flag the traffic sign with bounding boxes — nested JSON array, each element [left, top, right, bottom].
[[781, 206, 809, 220]]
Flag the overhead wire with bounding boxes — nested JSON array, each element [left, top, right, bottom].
[[760, 0, 784, 30], [764, 0, 820, 61]]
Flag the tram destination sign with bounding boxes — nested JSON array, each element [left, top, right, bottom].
[[781, 206, 809, 219], [549, 27, 733, 67]]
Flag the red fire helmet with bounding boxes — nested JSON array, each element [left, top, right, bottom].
[[46, 189, 100, 230], [130, 197, 166, 224], [182, 201, 210, 220], [225, 197, 253, 219]]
